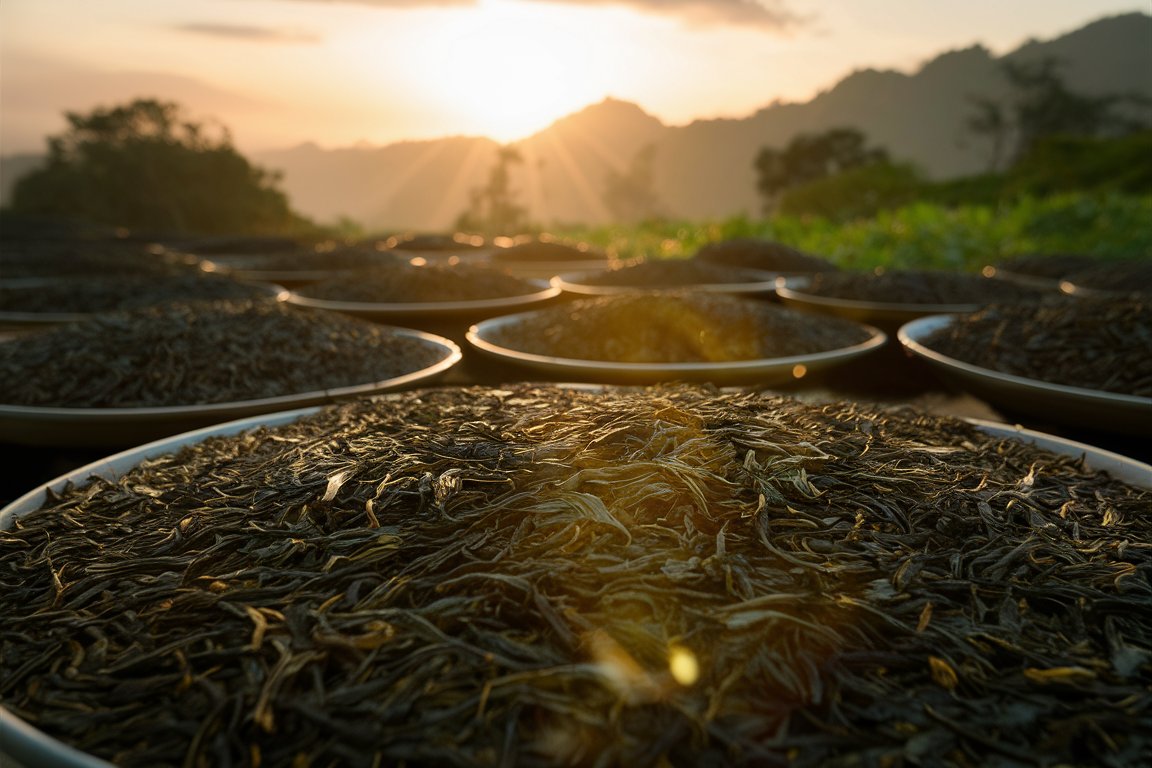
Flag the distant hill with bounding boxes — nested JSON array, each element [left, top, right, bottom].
[[3, 12, 1149, 231]]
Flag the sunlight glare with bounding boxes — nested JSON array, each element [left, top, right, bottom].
[[668, 644, 700, 686], [398, 0, 623, 142]]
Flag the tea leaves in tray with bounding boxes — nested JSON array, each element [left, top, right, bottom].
[[569, 260, 773, 288], [295, 262, 543, 303], [486, 294, 875, 363], [0, 299, 448, 407], [1, 384, 1149, 767], [0, 274, 282, 314], [921, 297, 1152, 397], [791, 269, 1052, 306]]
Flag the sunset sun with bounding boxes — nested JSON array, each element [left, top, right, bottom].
[[397, 1, 629, 141]]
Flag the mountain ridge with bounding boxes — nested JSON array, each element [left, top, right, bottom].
[[3, 12, 1148, 231], [264, 11, 1151, 230]]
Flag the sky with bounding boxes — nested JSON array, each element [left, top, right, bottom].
[[1, 0, 1147, 155]]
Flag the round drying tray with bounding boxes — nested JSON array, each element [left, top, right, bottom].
[[898, 314, 1152, 436], [466, 310, 887, 386], [0, 328, 462, 449], [775, 275, 982, 329], [286, 280, 561, 322], [552, 268, 780, 297]]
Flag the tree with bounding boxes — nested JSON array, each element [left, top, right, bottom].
[[9, 98, 313, 236], [777, 162, 925, 221], [1006, 130, 1152, 196], [967, 57, 1152, 172], [603, 143, 667, 223], [455, 145, 529, 237], [753, 128, 890, 214]]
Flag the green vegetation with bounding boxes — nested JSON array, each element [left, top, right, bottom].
[[551, 192, 1152, 271], [744, 55, 1152, 229], [966, 57, 1151, 172], [8, 98, 316, 237]]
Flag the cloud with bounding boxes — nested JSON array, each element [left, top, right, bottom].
[[266, 0, 805, 30], [173, 23, 322, 43], [534, 0, 806, 30]]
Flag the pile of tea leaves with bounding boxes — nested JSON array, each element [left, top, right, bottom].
[[0, 240, 199, 279], [485, 294, 874, 363], [570, 260, 774, 289], [491, 239, 607, 264], [792, 270, 1052, 306], [920, 297, 1152, 397], [294, 262, 544, 303], [692, 238, 840, 274], [1, 384, 1148, 767], [204, 245, 402, 273], [989, 253, 1103, 281], [385, 232, 487, 252], [0, 274, 283, 314], [1063, 261, 1152, 296], [0, 299, 450, 408]]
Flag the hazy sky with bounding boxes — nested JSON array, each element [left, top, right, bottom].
[[1, 0, 1146, 154]]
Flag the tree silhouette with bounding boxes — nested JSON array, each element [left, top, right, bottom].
[[753, 128, 890, 214], [9, 98, 312, 235], [603, 143, 667, 223], [967, 57, 1152, 171], [456, 145, 529, 237]]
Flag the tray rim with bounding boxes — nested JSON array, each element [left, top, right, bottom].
[[0, 328, 462, 446], [466, 309, 887, 381], [897, 314, 1152, 409], [285, 280, 560, 318], [775, 274, 985, 316], [551, 267, 781, 297]]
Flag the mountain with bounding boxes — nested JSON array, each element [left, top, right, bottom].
[[250, 97, 667, 232], [3, 12, 1149, 231], [648, 12, 1152, 222], [260, 11, 1151, 229]]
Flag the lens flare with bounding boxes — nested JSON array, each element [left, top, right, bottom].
[[668, 645, 699, 686]]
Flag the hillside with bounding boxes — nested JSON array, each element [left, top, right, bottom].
[[3, 12, 1149, 231]]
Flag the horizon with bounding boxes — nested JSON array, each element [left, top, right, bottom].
[[2, 1, 1148, 157]]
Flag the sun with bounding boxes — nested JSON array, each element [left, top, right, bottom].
[[400, 1, 624, 142]]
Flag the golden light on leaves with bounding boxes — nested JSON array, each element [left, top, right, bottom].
[[929, 655, 959, 690], [668, 644, 700, 686]]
